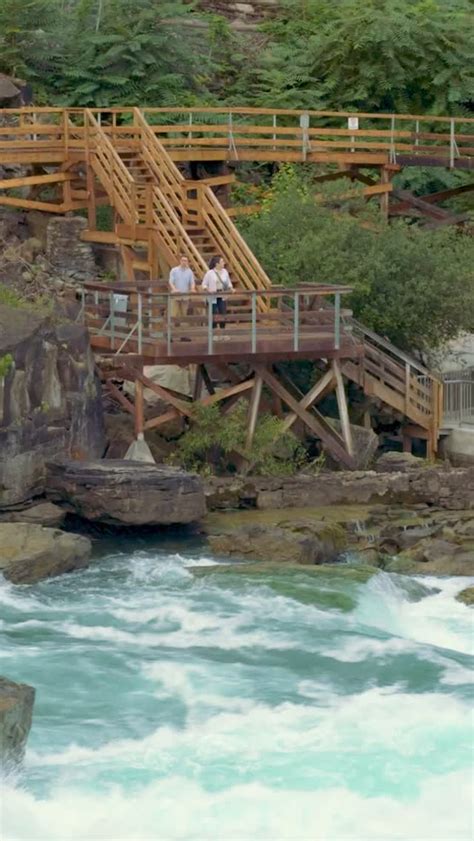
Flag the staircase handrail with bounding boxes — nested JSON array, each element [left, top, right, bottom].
[[133, 108, 185, 210], [350, 318, 437, 381], [148, 184, 208, 278], [199, 184, 273, 293], [134, 107, 272, 295], [84, 109, 136, 227]]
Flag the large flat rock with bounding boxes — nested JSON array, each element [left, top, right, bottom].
[[0, 676, 35, 771], [46, 460, 206, 526], [0, 523, 91, 584]]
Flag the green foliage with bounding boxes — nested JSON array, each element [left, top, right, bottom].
[[0, 0, 203, 105], [169, 400, 306, 476], [239, 172, 474, 354], [0, 285, 23, 308], [2, 0, 472, 118], [0, 354, 14, 378], [255, 0, 474, 114]]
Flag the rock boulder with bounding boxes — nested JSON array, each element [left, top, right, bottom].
[[0, 676, 35, 771], [0, 304, 105, 508], [0, 523, 91, 584], [208, 520, 346, 564], [46, 460, 206, 526]]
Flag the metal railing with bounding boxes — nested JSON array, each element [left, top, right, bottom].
[[442, 368, 474, 426], [79, 283, 353, 358]]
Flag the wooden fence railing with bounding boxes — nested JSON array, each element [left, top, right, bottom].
[[1, 106, 473, 167], [141, 107, 474, 166], [84, 110, 136, 227], [343, 321, 442, 436]]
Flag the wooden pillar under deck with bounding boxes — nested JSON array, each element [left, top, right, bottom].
[[380, 166, 390, 220], [246, 374, 263, 450], [134, 379, 144, 438]]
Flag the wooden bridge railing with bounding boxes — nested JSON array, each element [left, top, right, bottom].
[[79, 283, 354, 359], [141, 107, 474, 166], [1, 106, 473, 168]]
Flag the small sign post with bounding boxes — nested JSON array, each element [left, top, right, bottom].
[[348, 116, 359, 152]]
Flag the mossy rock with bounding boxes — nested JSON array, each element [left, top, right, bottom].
[[456, 586, 474, 606], [190, 561, 378, 584], [207, 521, 348, 565]]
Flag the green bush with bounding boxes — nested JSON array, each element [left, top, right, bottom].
[[169, 400, 306, 476], [239, 172, 474, 355]]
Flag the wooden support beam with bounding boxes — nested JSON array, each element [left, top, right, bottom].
[[185, 174, 236, 187], [126, 370, 192, 417], [255, 365, 355, 469], [200, 364, 215, 396], [333, 360, 354, 457], [193, 365, 203, 401], [280, 367, 336, 433], [141, 376, 255, 430], [106, 380, 135, 415], [0, 196, 65, 212], [0, 171, 71, 191], [246, 375, 263, 450]]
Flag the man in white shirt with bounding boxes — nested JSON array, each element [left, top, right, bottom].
[[169, 255, 196, 322]]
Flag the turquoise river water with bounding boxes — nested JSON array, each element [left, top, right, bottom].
[[1, 534, 473, 841]]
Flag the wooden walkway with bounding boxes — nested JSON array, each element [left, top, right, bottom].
[[81, 283, 442, 462], [0, 105, 447, 462]]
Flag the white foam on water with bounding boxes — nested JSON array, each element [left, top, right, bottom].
[[3, 770, 472, 840], [59, 617, 298, 652], [353, 572, 474, 655], [26, 686, 471, 769]]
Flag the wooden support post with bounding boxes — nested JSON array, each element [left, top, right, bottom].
[[255, 365, 355, 469], [280, 367, 336, 433], [246, 374, 263, 450], [193, 365, 203, 401], [333, 360, 354, 457], [380, 166, 390, 220], [86, 165, 96, 230], [200, 364, 215, 396], [134, 379, 144, 438], [402, 433, 412, 454]]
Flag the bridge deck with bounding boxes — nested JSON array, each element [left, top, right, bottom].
[[82, 284, 359, 365]]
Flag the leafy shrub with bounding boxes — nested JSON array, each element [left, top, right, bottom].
[[169, 400, 306, 476]]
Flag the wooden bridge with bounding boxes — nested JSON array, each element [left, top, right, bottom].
[[0, 105, 449, 464]]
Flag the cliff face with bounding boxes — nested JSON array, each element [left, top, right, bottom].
[[0, 305, 105, 508]]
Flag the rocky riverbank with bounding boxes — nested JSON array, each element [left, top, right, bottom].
[[204, 455, 474, 512]]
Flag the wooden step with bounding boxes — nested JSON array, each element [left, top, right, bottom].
[[132, 260, 152, 271]]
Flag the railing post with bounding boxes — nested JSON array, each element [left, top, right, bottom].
[[405, 362, 411, 413], [449, 119, 458, 169], [137, 293, 143, 354], [167, 295, 172, 355], [207, 297, 214, 355], [334, 292, 341, 350], [251, 292, 257, 353], [293, 291, 300, 352], [300, 113, 309, 161], [110, 292, 115, 350]]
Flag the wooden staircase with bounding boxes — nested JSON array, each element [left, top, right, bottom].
[[343, 321, 442, 455]]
